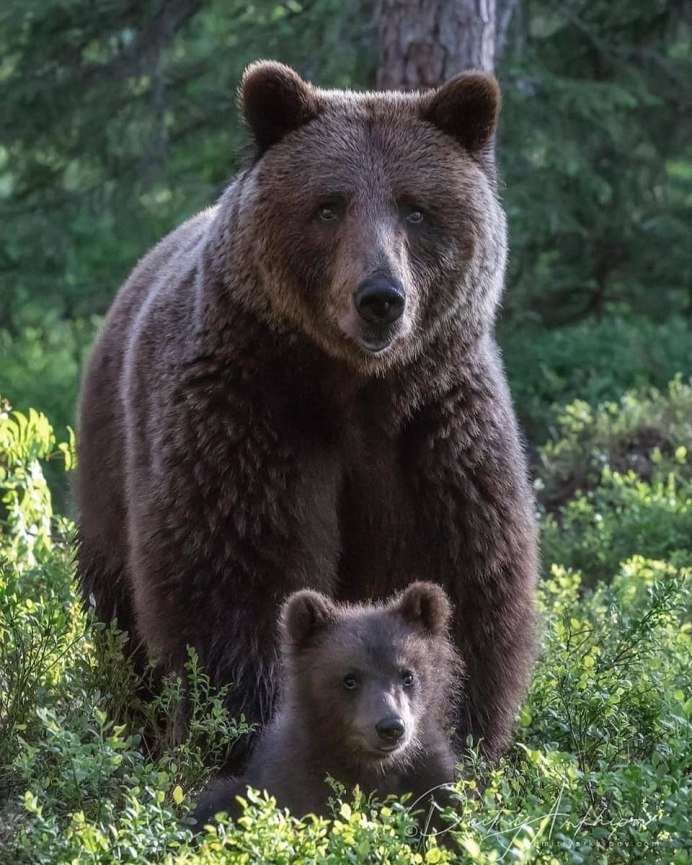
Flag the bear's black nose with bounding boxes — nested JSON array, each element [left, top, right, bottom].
[[355, 277, 405, 326], [375, 715, 405, 743]]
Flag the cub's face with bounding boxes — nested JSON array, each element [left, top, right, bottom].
[[235, 62, 507, 373], [282, 582, 456, 767], [307, 625, 428, 761]]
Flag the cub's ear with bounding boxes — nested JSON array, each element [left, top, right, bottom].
[[239, 60, 322, 153], [395, 582, 452, 637], [282, 589, 338, 649], [421, 71, 500, 155]]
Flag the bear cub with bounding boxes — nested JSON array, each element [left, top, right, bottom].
[[192, 582, 461, 825]]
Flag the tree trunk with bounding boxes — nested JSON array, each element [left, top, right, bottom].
[[376, 0, 496, 90]]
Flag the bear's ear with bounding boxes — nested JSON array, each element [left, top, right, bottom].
[[239, 60, 322, 154], [282, 589, 338, 649], [421, 71, 500, 155], [395, 582, 452, 637]]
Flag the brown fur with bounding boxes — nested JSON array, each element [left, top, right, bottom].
[[76, 61, 539, 760], [192, 583, 460, 824]]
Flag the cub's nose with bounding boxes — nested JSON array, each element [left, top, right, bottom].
[[355, 277, 405, 326], [375, 715, 406, 744]]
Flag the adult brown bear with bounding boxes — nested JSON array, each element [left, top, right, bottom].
[[76, 61, 538, 760]]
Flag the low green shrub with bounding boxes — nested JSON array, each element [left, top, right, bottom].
[[0, 317, 93, 513], [542, 465, 691, 583], [536, 379, 692, 583], [501, 317, 692, 439], [0, 318, 96, 441], [537, 376, 692, 508]]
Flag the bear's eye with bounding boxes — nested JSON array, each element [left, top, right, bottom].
[[406, 209, 425, 225], [318, 203, 340, 223], [343, 674, 358, 690], [401, 671, 415, 688]]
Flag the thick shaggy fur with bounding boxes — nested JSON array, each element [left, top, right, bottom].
[[76, 61, 539, 759], [192, 583, 460, 824]]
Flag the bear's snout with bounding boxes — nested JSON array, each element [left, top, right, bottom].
[[375, 714, 406, 746], [354, 276, 406, 327]]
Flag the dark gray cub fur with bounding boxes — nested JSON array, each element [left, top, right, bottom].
[[193, 582, 460, 824]]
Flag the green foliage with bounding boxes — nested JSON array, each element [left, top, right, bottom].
[[0, 317, 96, 438], [501, 0, 692, 327], [0, 409, 249, 861], [542, 469, 691, 583], [501, 317, 692, 439], [538, 377, 692, 501], [1, 394, 690, 863], [466, 558, 691, 864], [0, 401, 74, 565], [537, 378, 692, 581]]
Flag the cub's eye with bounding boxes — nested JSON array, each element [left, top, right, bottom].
[[406, 209, 425, 225], [401, 671, 415, 688], [343, 674, 358, 690], [318, 203, 340, 223]]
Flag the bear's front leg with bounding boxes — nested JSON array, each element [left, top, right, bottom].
[[190, 775, 246, 828], [410, 341, 539, 759], [125, 390, 341, 742]]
